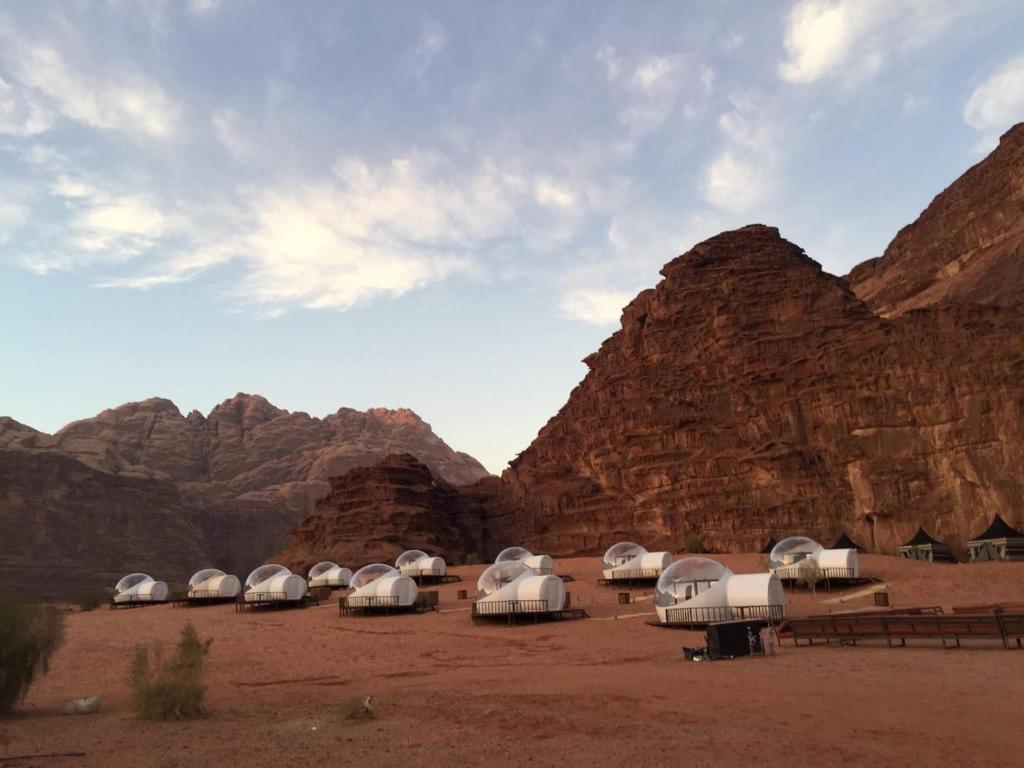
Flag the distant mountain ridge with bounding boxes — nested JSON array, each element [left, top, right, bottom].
[[0, 394, 489, 598]]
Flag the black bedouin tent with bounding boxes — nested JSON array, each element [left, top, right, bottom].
[[761, 537, 778, 554], [966, 514, 1024, 562], [831, 532, 863, 551], [898, 527, 955, 563]]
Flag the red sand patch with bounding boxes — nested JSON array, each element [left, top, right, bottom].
[[5, 555, 1024, 767]]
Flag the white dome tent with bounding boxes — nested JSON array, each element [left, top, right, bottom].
[[600, 542, 671, 584], [307, 561, 353, 589], [187, 568, 241, 603], [768, 536, 861, 585], [654, 557, 784, 626], [495, 546, 554, 575], [242, 564, 308, 608], [341, 564, 430, 615], [394, 550, 455, 583], [113, 573, 169, 607], [473, 561, 583, 624]]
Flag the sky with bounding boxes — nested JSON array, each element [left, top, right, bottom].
[[2, 0, 1024, 474]]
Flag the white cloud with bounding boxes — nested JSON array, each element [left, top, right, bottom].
[[964, 53, 1024, 146], [600, 47, 713, 140], [779, 0, 969, 85], [212, 108, 254, 161], [82, 151, 596, 312], [0, 77, 53, 136], [559, 287, 633, 325], [701, 98, 778, 214], [189, 0, 221, 12], [0, 23, 180, 139]]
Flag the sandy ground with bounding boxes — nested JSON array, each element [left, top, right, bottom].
[[5, 554, 1024, 768]]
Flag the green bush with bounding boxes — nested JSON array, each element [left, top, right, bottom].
[[683, 532, 706, 554], [129, 623, 213, 721], [0, 591, 66, 714]]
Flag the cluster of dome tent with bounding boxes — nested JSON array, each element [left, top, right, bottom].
[[107, 522, 1024, 624], [110, 537, 858, 628]]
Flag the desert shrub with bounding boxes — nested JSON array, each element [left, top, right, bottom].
[[337, 695, 376, 721], [0, 591, 66, 714], [129, 623, 213, 721], [797, 559, 823, 593], [73, 591, 106, 612], [683, 532, 706, 554]]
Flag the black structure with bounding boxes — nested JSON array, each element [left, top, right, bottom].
[[760, 537, 778, 554], [898, 527, 955, 563], [967, 515, 1024, 561], [706, 619, 769, 659], [831, 532, 863, 551]]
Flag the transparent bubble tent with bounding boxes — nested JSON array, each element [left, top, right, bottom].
[[653, 557, 784, 624], [243, 564, 308, 602], [768, 536, 859, 579], [474, 560, 566, 615], [187, 568, 241, 599], [395, 549, 447, 577], [113, 573, 168, 603], [347, 564, 418, 607], [307, 561, 353, 588], [601, 542, 671, 580], [494, 546, 554, 575]]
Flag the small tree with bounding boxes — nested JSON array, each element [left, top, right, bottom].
[[683, 532, 706, 554], [0, 591, 65, 714], [129, 623, 213, 720], [797, 559, 823, 594]]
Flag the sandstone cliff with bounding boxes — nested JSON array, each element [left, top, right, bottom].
[[492, 225, 1024, 557], [848, 123, 1024, 316], [276, 453, 500, 574], [0, 397, 489, 598]]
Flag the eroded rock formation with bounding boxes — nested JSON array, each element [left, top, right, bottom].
[[0, 397, 489, 598], [276, 453, 500, 574], [849, 123, 1024, 316]]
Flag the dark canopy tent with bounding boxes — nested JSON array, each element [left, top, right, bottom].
[[898, 527, 955, 563], [831, 532, 863, 551], [761, 537, 778, 554], [967, 515, 1024, 561]]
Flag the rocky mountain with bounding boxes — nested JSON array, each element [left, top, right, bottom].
[[280, 129, 1024, 565], [848, 123, 1024, 316], [0, 396, 489, 598], [491, 225, 1024, 556], [277, 453, 500, 574]]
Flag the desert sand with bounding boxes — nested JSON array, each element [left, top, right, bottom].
[[5, 555, 1024, 768]]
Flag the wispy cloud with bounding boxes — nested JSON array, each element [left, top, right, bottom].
[[559, 287, 633, 325], [964, 52, 1024, 150], [701, 95, 778, 214], [779, 0, 969, 86], [0, 20, 180, 139]]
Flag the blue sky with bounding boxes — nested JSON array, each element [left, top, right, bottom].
[[2, 0, 1024, 473]]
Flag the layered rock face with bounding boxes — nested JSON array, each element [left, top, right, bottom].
[[849, 123, 1024, 316], [276, 453, 500, 574], [0, 397, 489, 598], [493, 225, 1024, 556]]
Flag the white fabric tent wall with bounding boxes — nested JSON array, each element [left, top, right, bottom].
[[114, 573, 168, 603], [602, 542, 671, 579], [396, 550, 447, 577], [475, 562, 566, 615], [308, 562, 353, 588], [348, 564, 418, 607], [188, 568, 241, 598], [494, 546, 554, 575], [654, 557, 784, 623], [769, 537, 859, 578], [244, 564, 307, 602]]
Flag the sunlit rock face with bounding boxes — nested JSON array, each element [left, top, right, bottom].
[[849, 123, 1024, 317], [493, 222, 1024, 557]]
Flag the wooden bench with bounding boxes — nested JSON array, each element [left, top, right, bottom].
[[786, 612, 1024, 649]]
